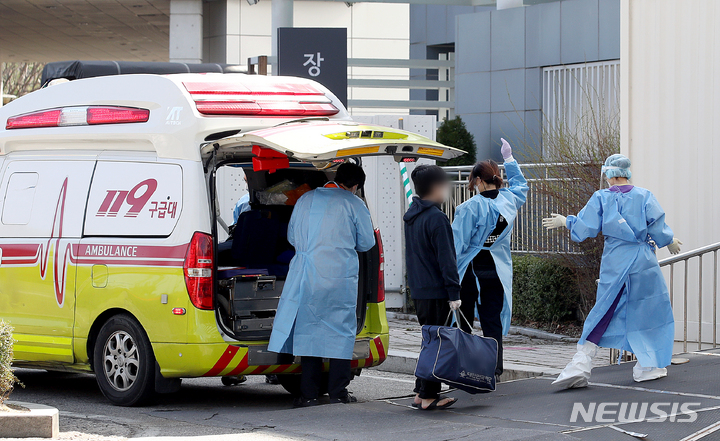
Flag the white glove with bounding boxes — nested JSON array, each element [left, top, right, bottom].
[[500, 138, 514, 162], [667, 238, 683, 255], [449, 300, 462, 311], [542, 213, 567, 230]]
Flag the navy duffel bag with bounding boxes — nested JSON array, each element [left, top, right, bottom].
[[414, 310, 498, 394]]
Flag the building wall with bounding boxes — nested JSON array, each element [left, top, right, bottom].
[[409, 0, 619, 161], [203, 0, 410, 116], [621, 0, 720, 343], [409, 5, 492, 110]]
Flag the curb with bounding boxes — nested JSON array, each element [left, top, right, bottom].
[[373, 350, 556, 381], [1, 401, 59, 439], [386, 311, 578, 342]]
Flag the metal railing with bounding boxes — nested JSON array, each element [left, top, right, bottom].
[[441, 163, 581, 254], [247, 55, 456, 118], [347, 54, 455, 119], [658, 242, 720, 352]]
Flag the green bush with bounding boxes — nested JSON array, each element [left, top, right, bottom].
[[0, 320, 21, 405], [436, 116, 477, 166], [512, 255, 580, 323]]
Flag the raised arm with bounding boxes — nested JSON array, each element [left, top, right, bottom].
[[500, 138, 529, 209]]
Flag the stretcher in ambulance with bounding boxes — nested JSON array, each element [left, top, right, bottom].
[[0, 72, 463, 406]]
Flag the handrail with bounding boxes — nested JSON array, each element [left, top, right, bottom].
[[658, 242, 720, 266], [656, 241, 720, 352], [442, 161, 593, 172]]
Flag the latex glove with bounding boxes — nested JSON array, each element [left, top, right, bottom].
[[542, 213, 567, 230], [500, 138, 514, 162], [449, 300, 462, 311], [667, 238, 683, 255]]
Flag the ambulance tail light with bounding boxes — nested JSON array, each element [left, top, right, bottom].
[[183, 81, 340, 117], [374, 229, 385, 303], [194, 101, 338, 117], [184, 232, 214, 310], [6, 106, 149, 129], [86, 107, 149, 125]]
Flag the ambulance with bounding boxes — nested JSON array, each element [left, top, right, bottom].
[[0, 70, 463, 406]]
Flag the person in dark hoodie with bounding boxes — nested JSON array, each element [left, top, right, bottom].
[[404, 164, 462, 411]]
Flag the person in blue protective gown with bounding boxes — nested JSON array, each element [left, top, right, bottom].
[[452, 139, 529, 377], [543, 154, 682, 388], [232, 193, 250, 224], [268, 163, 375, 407]]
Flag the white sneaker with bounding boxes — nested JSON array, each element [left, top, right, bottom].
[[552, 342, 598, 389], [633, 362, 668, 382]]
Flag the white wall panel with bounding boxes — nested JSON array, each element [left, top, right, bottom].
[[622, 0, 720, 345], [355, 115, 437, 308]]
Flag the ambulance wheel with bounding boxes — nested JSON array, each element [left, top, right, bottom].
[[277, 374, 329, 397], [93, 314, 156, 406]]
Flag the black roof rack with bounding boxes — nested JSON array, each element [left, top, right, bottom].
[[41, 60, 246, 86]]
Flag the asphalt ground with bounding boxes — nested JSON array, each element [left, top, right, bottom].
[[7, 351, 720, 441]]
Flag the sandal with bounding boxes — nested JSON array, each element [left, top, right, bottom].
[[418, 396, 458, 410]]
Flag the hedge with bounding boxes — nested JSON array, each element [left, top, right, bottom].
[[512, 255, 580, 323], [0, 320, 21, 405]]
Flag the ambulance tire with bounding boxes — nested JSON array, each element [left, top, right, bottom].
[[277, 373, 329, 397], [93, 314, 156, 406]]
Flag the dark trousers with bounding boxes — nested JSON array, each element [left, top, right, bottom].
[[460, 263, 505, 376], [300, 356, 351, 400], [414, 298, 451, 399]]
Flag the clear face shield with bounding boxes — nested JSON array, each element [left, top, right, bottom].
[[600, 165, 624, 189]]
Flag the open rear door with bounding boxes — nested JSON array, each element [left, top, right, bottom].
[[207, 120, 465, 166]]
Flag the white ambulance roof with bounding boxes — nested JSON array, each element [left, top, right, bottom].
[[0, 73, 351, 162]]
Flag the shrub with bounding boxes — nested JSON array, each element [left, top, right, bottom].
[[512, 255, 580, 323], [436, 116, 477, 166], [0, 320, 21, 405]]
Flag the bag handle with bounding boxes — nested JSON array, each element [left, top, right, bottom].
[[444, 308, 474, 331]]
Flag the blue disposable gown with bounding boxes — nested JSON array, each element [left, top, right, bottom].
[[232, 193, 251, 224], [569, 186, 675, 368], [452, 160, 529, 335], [268, 188, 375, 359]]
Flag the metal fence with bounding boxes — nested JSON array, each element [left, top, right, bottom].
[[543, 60, 620, 140], [658, 242, 720, 352], [441, 163, 581, 254]]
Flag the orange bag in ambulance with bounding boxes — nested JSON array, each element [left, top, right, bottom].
[[0, 71, 463, 406]]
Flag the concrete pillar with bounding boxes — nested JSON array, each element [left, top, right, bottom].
[[271, 0, 293, 64], [203, 0, 241, 64], [170, 0, 203, 63]]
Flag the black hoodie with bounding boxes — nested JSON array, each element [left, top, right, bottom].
[[403, 197, 461, 301]]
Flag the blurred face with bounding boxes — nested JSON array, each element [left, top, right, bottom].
[[426, 181, 451, 204]]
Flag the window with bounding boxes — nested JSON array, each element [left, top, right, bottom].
[[2, 172, 39, 225]]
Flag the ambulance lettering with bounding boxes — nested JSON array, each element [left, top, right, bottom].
[[84, 245, 138, 257], [96, 179, 157, 217]]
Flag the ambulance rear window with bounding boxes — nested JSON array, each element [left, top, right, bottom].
[[2, 173, 38, 225]]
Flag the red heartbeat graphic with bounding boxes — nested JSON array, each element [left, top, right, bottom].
[[37, 177, 71, 307]]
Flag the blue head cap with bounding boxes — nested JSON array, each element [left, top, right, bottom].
[[602, 154, 632, 179]]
